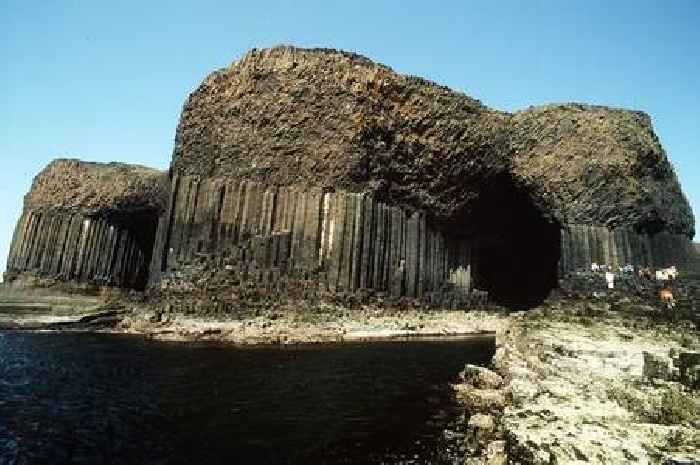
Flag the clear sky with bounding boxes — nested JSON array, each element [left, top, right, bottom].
[[2, 0, 698, 277]]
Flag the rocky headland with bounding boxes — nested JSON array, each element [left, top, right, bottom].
[[5, 159, 168, 291], [5, 46, 695, 309], [2, 46, 698, 464]]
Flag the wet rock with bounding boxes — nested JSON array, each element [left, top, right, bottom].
[[491, 347, 508, 372], [506, 433, 554, 465], [460, 364, 504, 389], [454, 386, 506, 413]]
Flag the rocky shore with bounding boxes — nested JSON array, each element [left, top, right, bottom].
[[1, 271, 698, 465], [2, 45, 698, 464], [120, 302, 506, 345], [451, 291, 699, 465], [0, 286, 507, 344]]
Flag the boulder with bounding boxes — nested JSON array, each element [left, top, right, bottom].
[[643, 351, 672, 381], [454, 386, 506, 413], [467, 413, 496, 440], [485, 440, 507, 465], [468, 413, 495, 434], [460, 364, 504, 389], [466, 413, 497, 451], [675, 351, 700, 388]]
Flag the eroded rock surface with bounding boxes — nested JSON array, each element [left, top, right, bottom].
[[499, 296, 699, 464], [172, 46, 693, 236], [153, 45, 695, 311], [171, 46, 511, 221], [4, 46, 696, 304], [5, 160, 168, 290], [24, 159, 168, 217], [511, 104, 695, 236]]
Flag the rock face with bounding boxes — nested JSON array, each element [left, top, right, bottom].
[[171, 47, 511, 221], [511, 104, 695, 276], [511, 104, 694, 235], [171, 48, 693, 233], [151, 46, 694, 310], [4, 46, 695, 306], [149, 179, 486, 308], [22, 159, 167, 216], [5, 159, 168, 290]]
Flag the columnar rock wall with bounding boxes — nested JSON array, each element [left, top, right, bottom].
[[150, 176, 480, 304], [171, 46, 511, 224], [159, 46, 695, 309], [5, 47, 696, 309], [6, 211, 149, 288], [3, 159, 168, 290], [559, 224, 693, 274]]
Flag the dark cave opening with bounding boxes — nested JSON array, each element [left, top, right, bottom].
[[453, 175, 561, 311], [109, 210, 159, 290]]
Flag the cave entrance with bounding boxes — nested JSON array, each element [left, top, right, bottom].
[[110, 210, 159, 290], [453, 174, 561, 310]]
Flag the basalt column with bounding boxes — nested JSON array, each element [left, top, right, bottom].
[[151, 176, 479, 305], [6, 212, 151, 288], [559, 224, 693, 273], [149, 46, 695, 310], [4, 159, 168, 290]]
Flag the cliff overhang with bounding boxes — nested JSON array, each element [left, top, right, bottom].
[[5, 159, 168, 290], [4, 46, 695, 309]]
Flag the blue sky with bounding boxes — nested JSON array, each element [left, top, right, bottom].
[[1, 0, 698, 277]]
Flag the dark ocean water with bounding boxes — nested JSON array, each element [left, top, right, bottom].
[[0, 331, 494, 465]]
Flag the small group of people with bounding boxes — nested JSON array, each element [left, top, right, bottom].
[[590, 262, 635, 289], [590, 262, 610, 273], [655, 265, 678, 282], [588, 262, 680, 308], [636, 265, 678, 282], [590, 262, 679, 282], [653, 266, 679, 309], [590, 262, 635, 274]]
